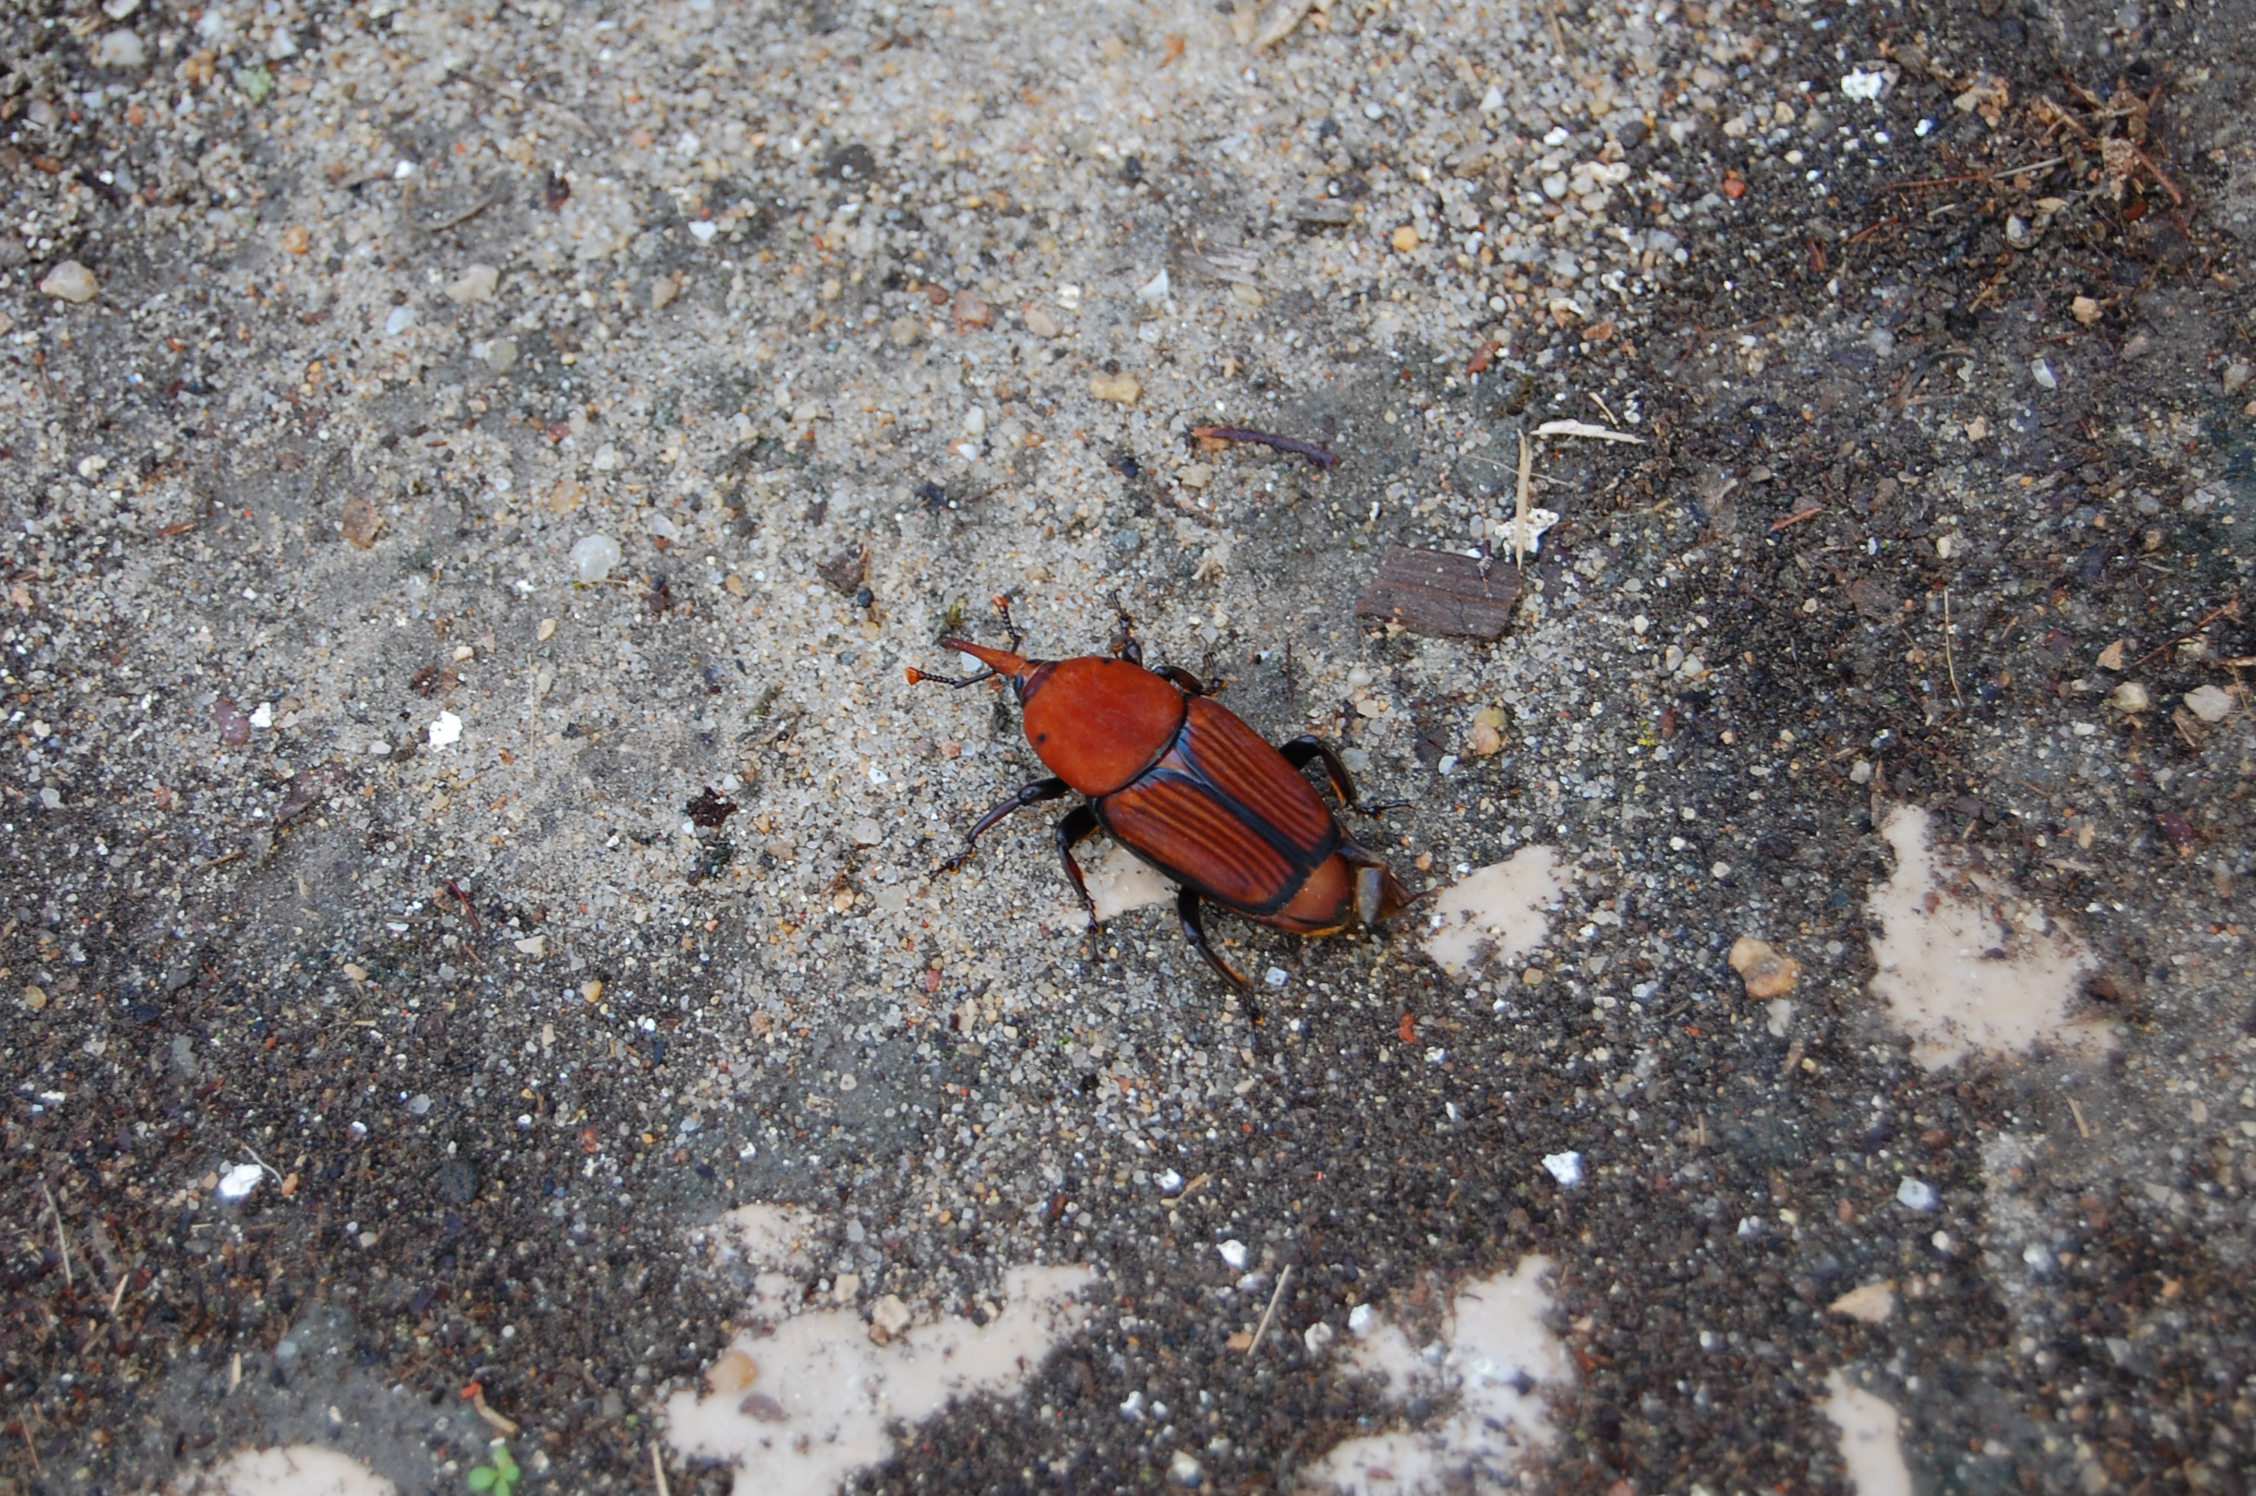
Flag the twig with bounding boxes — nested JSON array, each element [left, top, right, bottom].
[[236, 1138, 284, 1183], [2132, 598, 2242, 668], [1943, 588, 1962, 708], [17, 1421, 39, 1476], [2068, 1097, 2092, 1140], [1246, 1264, 1293, 1356], [1768, 506, 1824, 533], [42, 1183, 71, 1291], [418, 194, 495, 234], [1188, 425, 1337, 471], [650, 1442, 672, 1496], [468, 1384, 521, 1437], [109, 1270, 131, 1316], [1514, 426, 1534, 567]]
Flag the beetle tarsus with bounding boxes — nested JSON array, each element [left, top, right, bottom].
[[1153, 664, 1207, 695], [1107, 593, 1144, 665], [1177, 886, 1250, 990], [1352, 796, 1415, 816]]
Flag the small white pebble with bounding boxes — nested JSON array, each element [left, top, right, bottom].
[[1896, 1178, 1939, 1212], [428, 711, 463, 749], [40, 260, 99, 303], [1217, 1239, 1248, 1271], [1840, 68, 1888, 100], [445, 264, 499, 304], [1543, 1151, 1585, 1188], [216, 1163, 265, 1202], [570, 534, 622, 583], [2183, 685, 2233, 723], [1263, 967, 1288, 988], [1347, 1303, 1376, 1337]]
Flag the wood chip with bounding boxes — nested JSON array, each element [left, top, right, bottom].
[[1088, 372, 1142, 405], [1827, 1280, 1897, 1324], [1354, 547, 1523, 641], [341, 496, 382, 549], [1532, 418, 1647, 444]]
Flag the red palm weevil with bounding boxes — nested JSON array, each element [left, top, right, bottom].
[[908, 604, 1413, 987]]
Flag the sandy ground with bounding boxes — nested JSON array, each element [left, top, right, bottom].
[[5, 0, 2254, 1491]]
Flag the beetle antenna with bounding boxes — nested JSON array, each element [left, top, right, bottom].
[[990, 593, 1023, 653], [905, 661, 998, 689]]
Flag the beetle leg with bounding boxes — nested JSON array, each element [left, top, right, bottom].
[[934, 777, 1069, 875], [1177, 887, 1250, 990], [1108, 593, 1144, 666], [1279, 735, 1359, 807], [1152, 664, 1208, 695], [1053, 805, 1101, 927], [1280, 735, 1411, 815]]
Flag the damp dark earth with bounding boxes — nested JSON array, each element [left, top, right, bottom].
[[5, 1, 2254, 1493]]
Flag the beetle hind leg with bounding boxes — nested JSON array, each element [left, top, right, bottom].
[[1280, 735, 1411, 815], [1177, 887, 1251, 991]]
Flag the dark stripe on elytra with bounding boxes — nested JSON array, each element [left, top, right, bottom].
[[1136, 765, 1337, 916], [1118, 784, 1287, 908], [1100, 796, 1300, 917], [1176, 729, 1338, 860], [1187, 721, 1329, 844]]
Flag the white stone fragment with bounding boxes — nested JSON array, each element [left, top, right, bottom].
[[217, 1164, 265, 1202]]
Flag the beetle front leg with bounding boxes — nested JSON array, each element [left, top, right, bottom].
[[1176, 887, 1250, 990], [1108, 593, 1144, 666], [934, 776, 1069, 876]]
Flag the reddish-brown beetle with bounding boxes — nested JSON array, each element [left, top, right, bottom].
[[908, 605, 1413, 987]]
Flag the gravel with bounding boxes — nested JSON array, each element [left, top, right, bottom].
[[4, 0, 2253, 1491]]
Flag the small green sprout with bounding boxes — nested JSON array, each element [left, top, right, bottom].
[[466, 1441, 520, 1495]]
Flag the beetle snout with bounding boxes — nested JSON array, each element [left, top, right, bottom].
[[940, 637, 1040, 683]]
